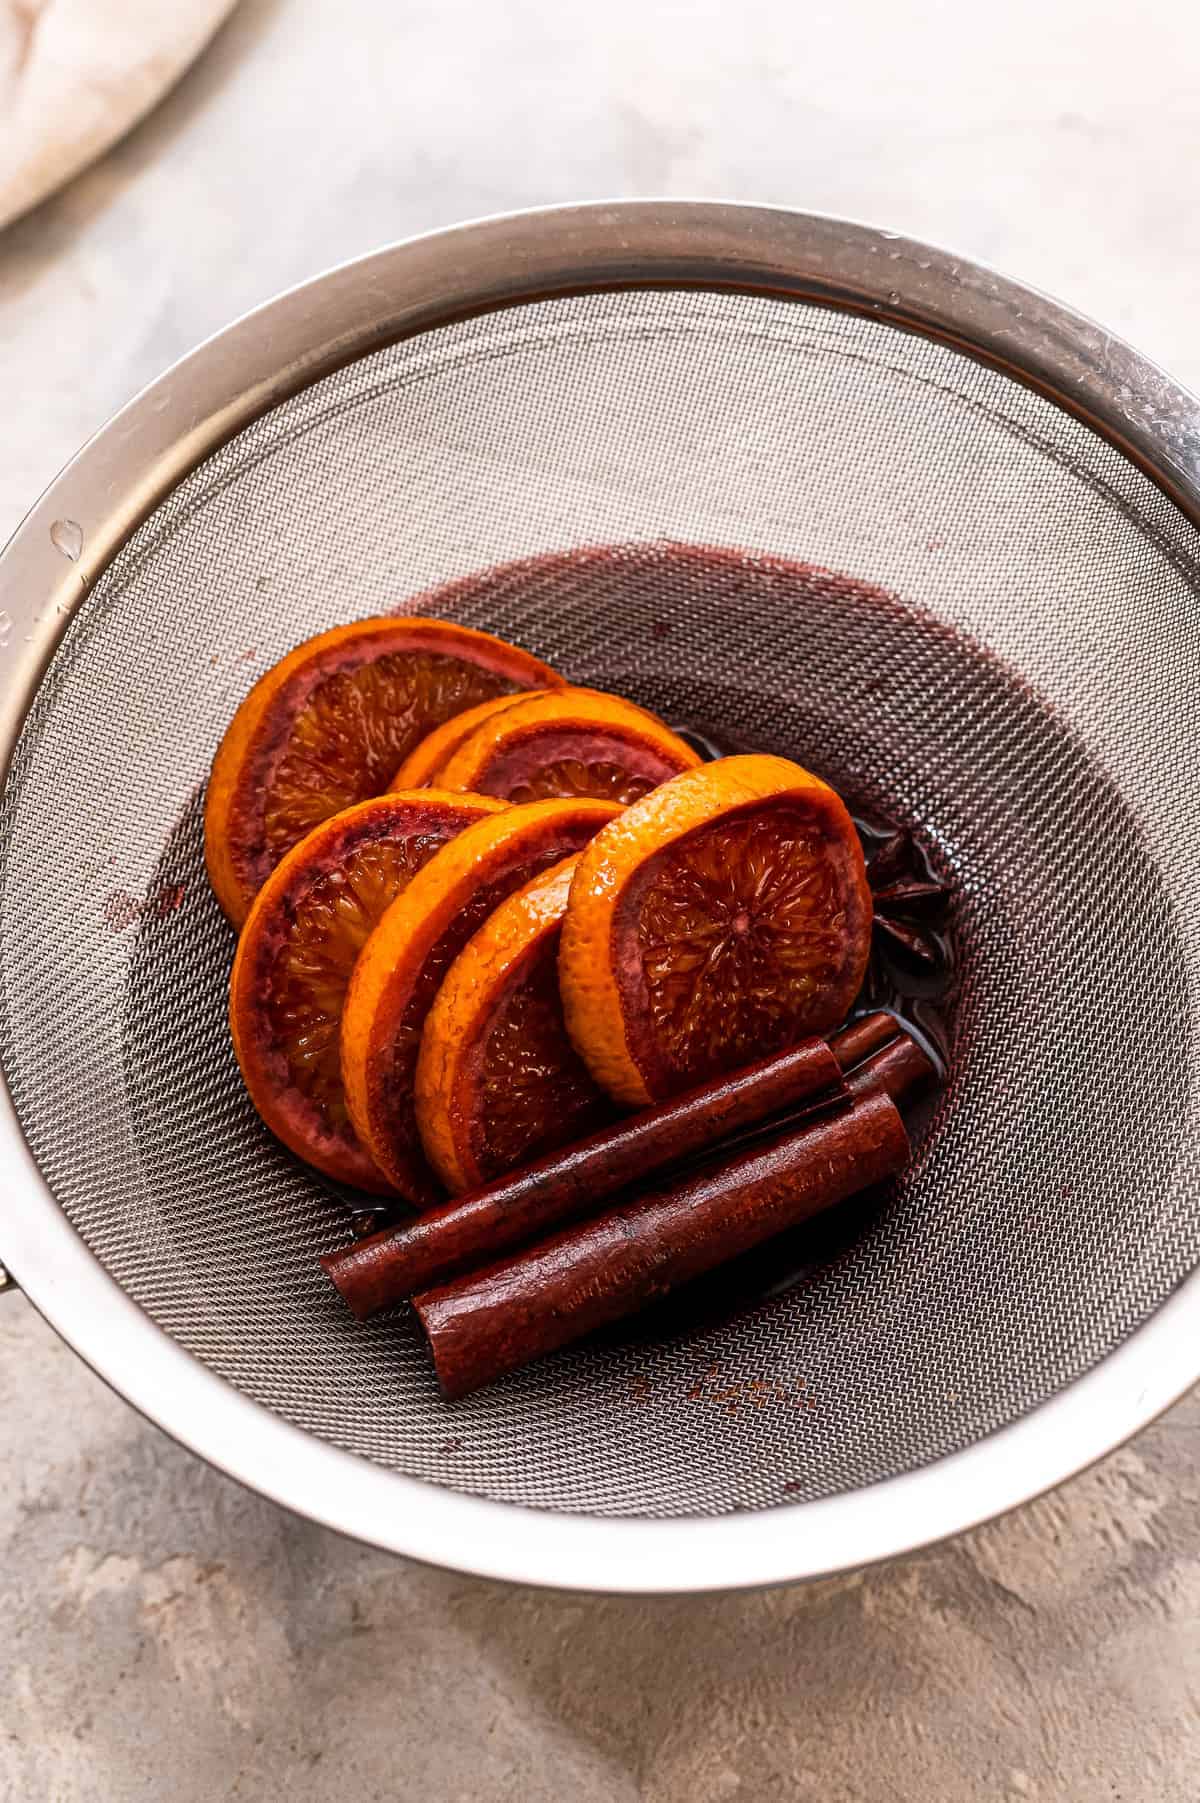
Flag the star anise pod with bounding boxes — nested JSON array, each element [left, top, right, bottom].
[[866, 831, 951, 969]]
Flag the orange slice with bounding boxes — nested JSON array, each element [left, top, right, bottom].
[[434, 688, 700, 804], [341, 798, 622, 1201], [229, 789, 504, 1193], [559, 755, 872, 1106], [205, 617, 561, 926], [388, 691, 543, 789], [415, 857, 616, 1194]]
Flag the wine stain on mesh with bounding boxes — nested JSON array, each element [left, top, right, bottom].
[[110, 543, 1193, 1516]]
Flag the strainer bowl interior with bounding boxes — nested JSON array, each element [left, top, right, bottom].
[[2, 204, 1199, 1589]]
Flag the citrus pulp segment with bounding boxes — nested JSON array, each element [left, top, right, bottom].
[[205, 616, 561, 925], [559, 755, 872, 1106], [229, 789, 504, 1192], [341, 798, 623, 1200], [414, 857, 616, 1194]]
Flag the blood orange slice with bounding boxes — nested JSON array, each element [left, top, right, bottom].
[[415, 857, 616, 1194], [341, 798, 622, 1201], [559, 755, 872, 1106], [205, 617, 561, 926], [229, 790, 504, 1192], [388, 690, 543, 789], [434, 688, 700, 805]]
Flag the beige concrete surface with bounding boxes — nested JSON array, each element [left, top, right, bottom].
[[6, 1297, 1199, 1800], [3, 1, 1199, 1796]]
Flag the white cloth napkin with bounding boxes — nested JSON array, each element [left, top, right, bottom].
[[0, 0, 240, 229]]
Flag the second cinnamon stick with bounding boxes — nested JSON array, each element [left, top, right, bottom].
[[321, 1029, 868, 1317], [845, 1033, 938, 1105], [414, 1087, 910, 1400]]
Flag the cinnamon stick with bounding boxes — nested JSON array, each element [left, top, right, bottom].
[[702, 1028, 932, 1172], [413, 1087, 910, 1400], [844, 1033, 938, 1105], [321, 1030, 856, 1318], [829, 1010, 900, 1071]]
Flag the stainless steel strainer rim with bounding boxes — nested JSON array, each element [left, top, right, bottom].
[[3, 200, 1199, 1593]]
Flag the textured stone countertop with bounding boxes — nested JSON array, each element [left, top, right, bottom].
[[2, 2, 1199, 1797]]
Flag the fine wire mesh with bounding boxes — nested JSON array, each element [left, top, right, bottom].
[[2, 287, 1200, 1519]]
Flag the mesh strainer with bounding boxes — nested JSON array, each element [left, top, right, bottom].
[[2, 202, 1199, 1593]]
